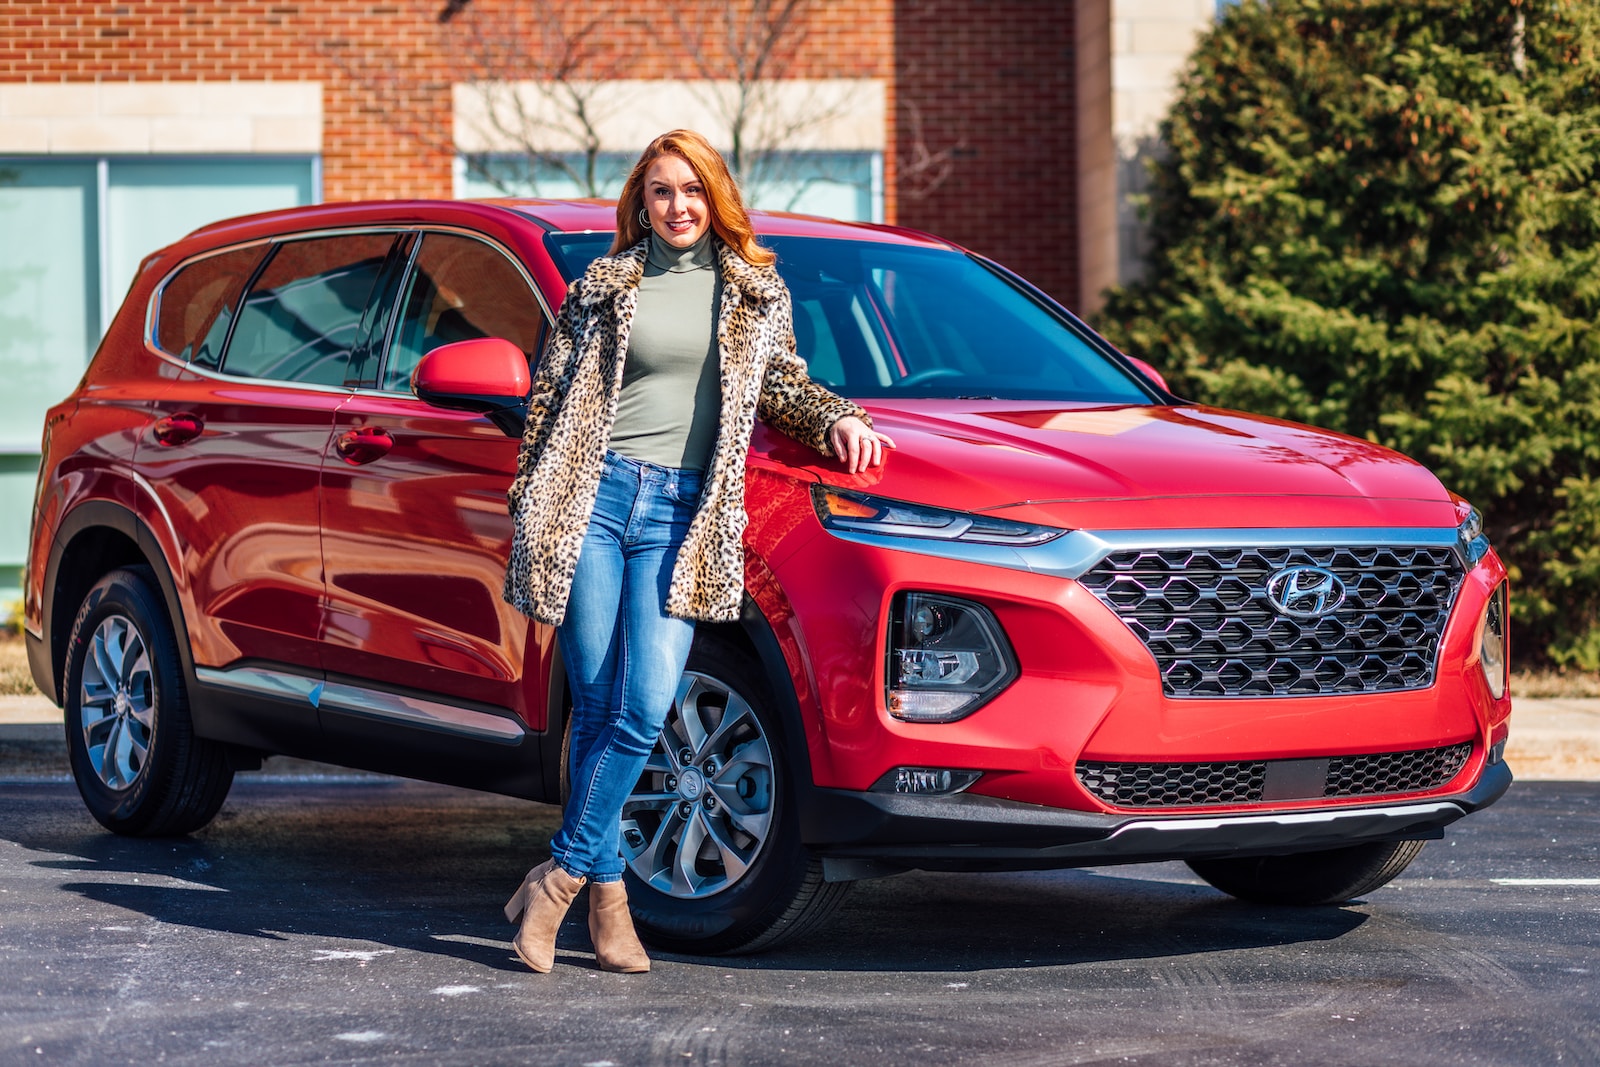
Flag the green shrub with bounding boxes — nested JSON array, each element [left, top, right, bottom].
[[1097, 0, 1600, 667]]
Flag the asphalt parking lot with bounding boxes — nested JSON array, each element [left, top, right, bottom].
[[1, 765, 1596, 1066]]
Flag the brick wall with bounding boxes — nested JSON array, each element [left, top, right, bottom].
[[2, 1, 456, 198], [893, 0, 1078, 306], [2, 0, 1080, 303], [1, 1, 895, 202]]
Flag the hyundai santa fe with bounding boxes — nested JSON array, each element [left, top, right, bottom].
[[25, 198, 1512, 953]]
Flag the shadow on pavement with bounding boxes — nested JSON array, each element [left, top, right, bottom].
[[2, 779, 1366, 975]]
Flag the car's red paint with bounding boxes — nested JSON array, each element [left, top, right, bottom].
[[319, 393, 542, 722], [411, 337, 531, 402], [782, 402, 1460, 533], [26, 197, 1512, 906]]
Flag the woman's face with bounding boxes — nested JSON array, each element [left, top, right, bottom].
[[643, 154, 711, 248]]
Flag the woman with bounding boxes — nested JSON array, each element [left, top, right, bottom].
[[500, 129, 893, 973]]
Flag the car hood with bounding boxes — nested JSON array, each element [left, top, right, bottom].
[[754, 400, 1459, 531]]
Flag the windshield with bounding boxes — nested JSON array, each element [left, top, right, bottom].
[[545, 232, 1153, 404]]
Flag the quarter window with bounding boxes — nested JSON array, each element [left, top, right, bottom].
[[382, 233, 544, 393], [221, 233, 397, 385], [153, 246, 265, 368]]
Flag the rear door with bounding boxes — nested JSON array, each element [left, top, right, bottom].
[[140, 230, 402, 746]]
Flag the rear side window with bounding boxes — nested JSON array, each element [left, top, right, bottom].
[[153, 246, 264, 369], [221, 233, 397, 385], [381, 232, 545, 393]]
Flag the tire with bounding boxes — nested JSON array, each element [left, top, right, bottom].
[[620, 634, 851, 954], [62, 566, 234, 836], [1186, 839, 1427, 906]]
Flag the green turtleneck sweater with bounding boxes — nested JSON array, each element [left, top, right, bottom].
[[607, 232, 724, 471]]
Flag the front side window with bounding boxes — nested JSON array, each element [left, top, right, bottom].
[[381, 232, 544, 392], [221, 233, 397, 385], [153, 246, 265, 368]]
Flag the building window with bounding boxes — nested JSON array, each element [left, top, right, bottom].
[[0, 156, 316, 450], [454, 150, 883, 223], [0, 156, 316, 603]]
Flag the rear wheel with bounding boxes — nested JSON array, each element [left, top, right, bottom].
[[1186, 839, 1427, 905], [621, 634, 850, 954], [62, 566, 233, 836]]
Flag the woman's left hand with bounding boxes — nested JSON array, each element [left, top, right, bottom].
[[829, 416, 896, 474]]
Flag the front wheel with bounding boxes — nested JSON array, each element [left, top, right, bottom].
[[620, 635, 850, 954], [62, 566, 233, 836], [1186, 839, 1427, 905]]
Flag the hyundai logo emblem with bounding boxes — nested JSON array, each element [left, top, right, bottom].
[[1265, 566, 1346, 618]]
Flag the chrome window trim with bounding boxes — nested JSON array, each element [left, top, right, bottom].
[[196, 666, 526, 744], [142, 221, 552, 395], [144, 226, 406, 361], [819, 525, 1461, 582]]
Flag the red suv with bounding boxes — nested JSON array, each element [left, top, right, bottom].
[[26, 199, 1512, 953]]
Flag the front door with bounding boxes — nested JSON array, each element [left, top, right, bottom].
[[318, 230, 551, 726]]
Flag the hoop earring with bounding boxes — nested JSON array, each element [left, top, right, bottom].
[[638, 207, 650, 227]]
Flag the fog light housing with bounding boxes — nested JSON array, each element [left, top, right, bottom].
[[885, 592, 1017, 722], [1480, 582, 1508, 700], [871, 767, 983, 795]]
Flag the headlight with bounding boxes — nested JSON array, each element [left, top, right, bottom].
[[1480, 582, 1507, 700], [885, 592, 1018, 722], [1456, 502, 1491, 566], [812, 485, 1063, 546]]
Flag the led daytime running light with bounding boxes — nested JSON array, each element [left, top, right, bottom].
[[813, 485, 1063, 547]]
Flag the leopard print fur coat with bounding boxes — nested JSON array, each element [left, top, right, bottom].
[[503, 236, 867, 625]]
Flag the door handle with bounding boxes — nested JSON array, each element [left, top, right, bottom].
[[151, 412, 203, 446], [334, 426, 394, 465]]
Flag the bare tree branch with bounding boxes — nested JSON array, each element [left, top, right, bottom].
[[898, 96, 964, 201], [333, 0, 879, 212], [327, 0, 630, 198], [668, 0, 863, 204], [447, 0, 630, 196]]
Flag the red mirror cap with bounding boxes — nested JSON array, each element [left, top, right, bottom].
[[412, 337, 531, 401], [1128, 355, 1170, 393]]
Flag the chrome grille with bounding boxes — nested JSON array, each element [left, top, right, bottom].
[[1077, 743, 1473, 808], [1079, 545, 1464, 697]]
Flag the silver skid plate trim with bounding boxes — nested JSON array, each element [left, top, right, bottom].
[[196, 666, 526, 743]]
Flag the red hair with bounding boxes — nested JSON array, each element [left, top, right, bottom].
[[610, 129, 775, 267]]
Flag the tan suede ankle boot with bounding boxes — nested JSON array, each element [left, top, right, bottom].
[[504, 859, 586, 973], [588, 880, 651, 973]]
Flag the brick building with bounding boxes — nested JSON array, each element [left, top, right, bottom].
[[0, 0, 1218, 604]]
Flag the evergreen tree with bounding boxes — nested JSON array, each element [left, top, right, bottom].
[[1098, 0, 1600, 668]]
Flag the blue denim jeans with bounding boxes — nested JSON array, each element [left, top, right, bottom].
[[550, 450, 702, 882]]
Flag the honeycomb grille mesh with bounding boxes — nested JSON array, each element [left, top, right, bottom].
[[1326, 742, 1474, 798], [1078, 545, 1464, 698], [1076, 743, 1473, 808], [1076, 760, 1267, 808]]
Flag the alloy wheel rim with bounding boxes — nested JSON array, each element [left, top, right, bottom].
[[621, 671, 775, 899], [78, 614, 155, 791]]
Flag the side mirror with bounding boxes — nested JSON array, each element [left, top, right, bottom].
[[412, 338, 531, 436], [1127, 355, 1170, 394]]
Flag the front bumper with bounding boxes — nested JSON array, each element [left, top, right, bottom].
[[804, 760, 1512, 881]]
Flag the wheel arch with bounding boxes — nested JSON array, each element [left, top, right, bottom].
[[41, 501, 194, 708], [725, 599, 832, 840]]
